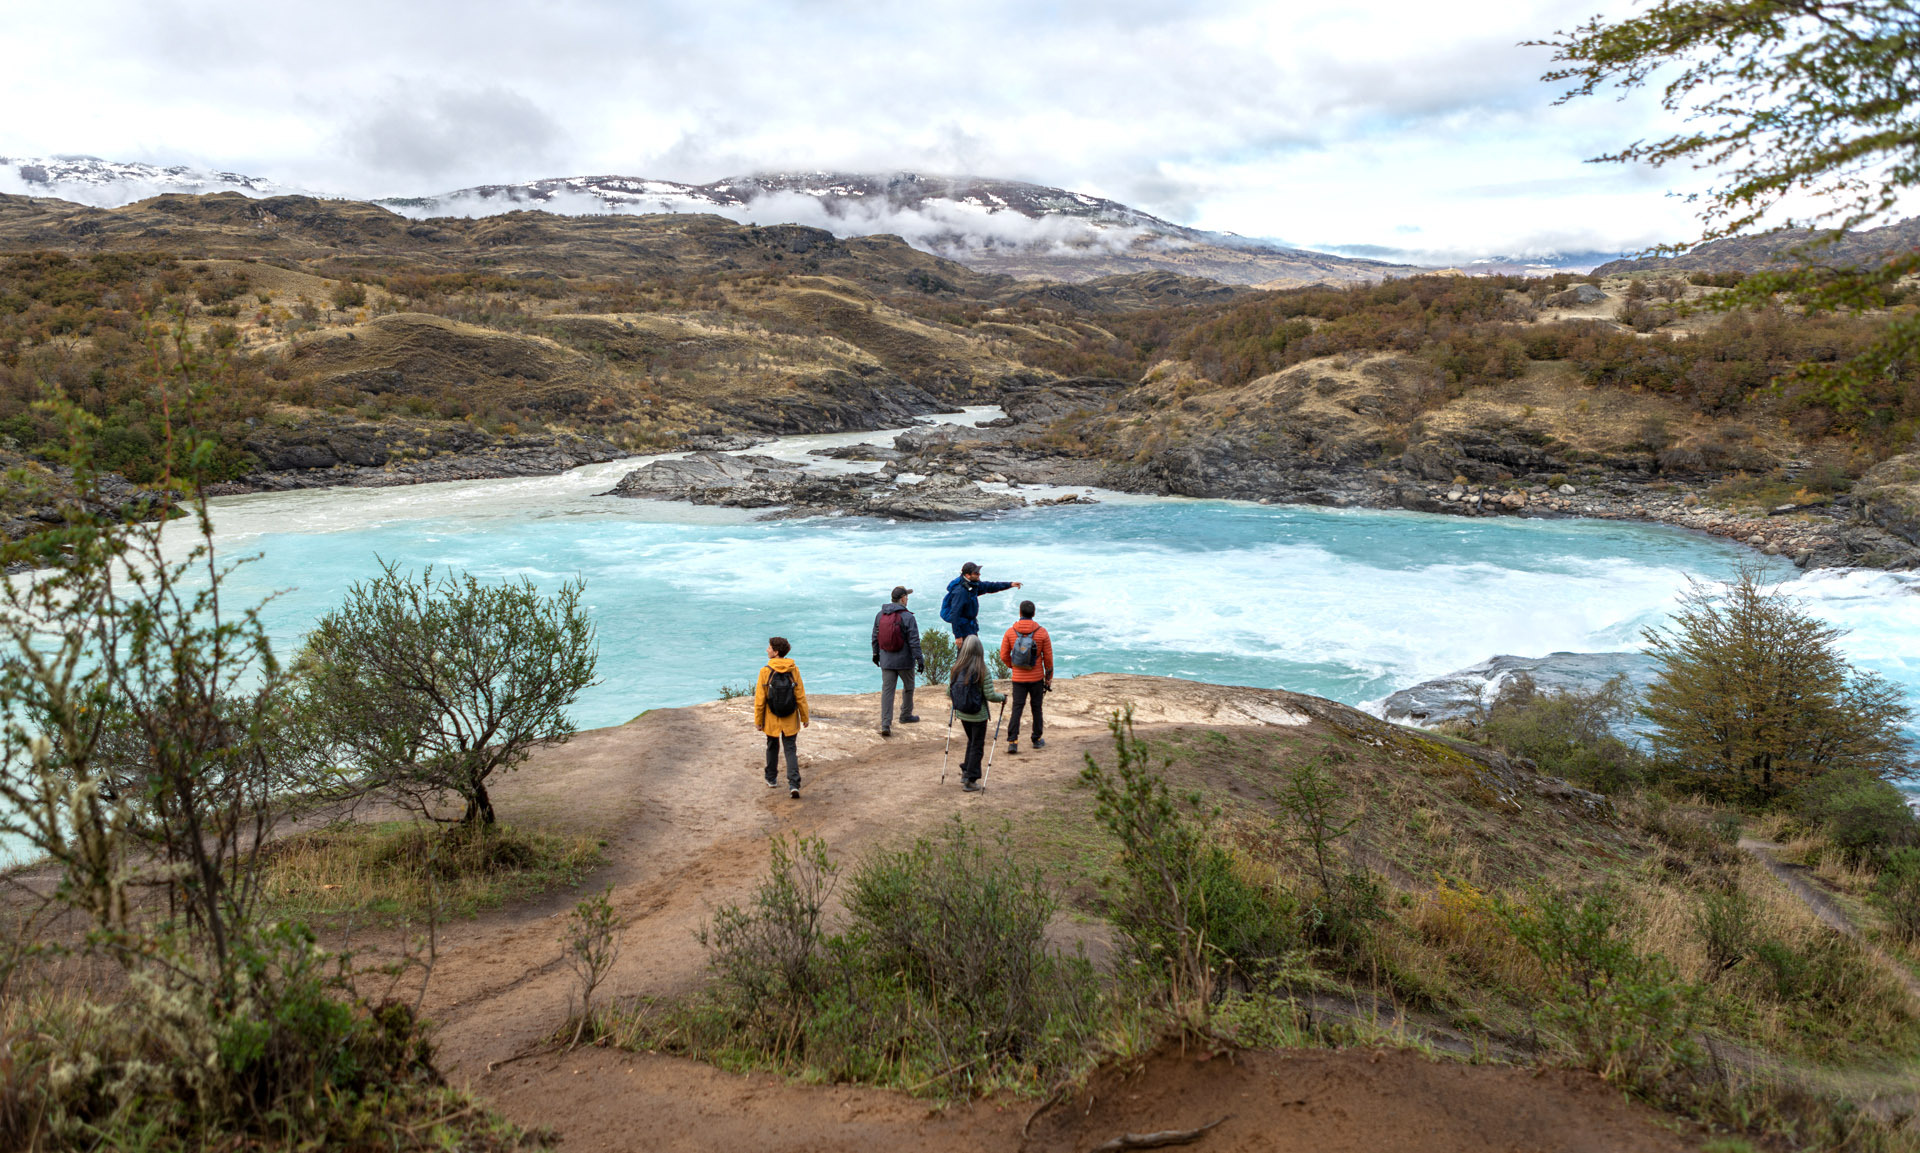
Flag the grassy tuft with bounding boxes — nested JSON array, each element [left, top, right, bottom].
[[262, 820, 604, 922]]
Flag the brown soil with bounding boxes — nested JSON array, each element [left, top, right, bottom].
[[350, 673, 1703, 1150], [479, 1041, 1695, 1153]]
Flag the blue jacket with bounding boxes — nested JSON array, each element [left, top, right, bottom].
[[941, 575, 1013, 639]]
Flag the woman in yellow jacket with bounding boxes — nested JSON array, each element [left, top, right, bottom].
[[753, 636, 810, 797]]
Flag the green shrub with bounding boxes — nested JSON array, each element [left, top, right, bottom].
[[844, 819, 1096, 1068], [920, 628, 955, 687], [1872, 848, 1920, 944], [1740, 932, 1919, 1058], [699, 834, 836, 1052], [1794, 768, 1918, 863], [1190, 845, 1300, 975], [1502, 887, 1699, 1090], [1478, 672, 1645, 793], [683, 826, 1100, 1096], [299, 562, 599, 826], [2, 924, 522, 1150], [1694, 886, 1757, 980], [1081, 708, 1215, 1005]]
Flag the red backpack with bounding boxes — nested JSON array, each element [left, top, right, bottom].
[[877, 610, 907, 652]]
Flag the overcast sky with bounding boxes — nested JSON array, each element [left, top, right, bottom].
[[2, 0, 1705, 258]]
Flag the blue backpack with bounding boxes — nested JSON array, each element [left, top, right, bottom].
[[939, 583, 965, 625]]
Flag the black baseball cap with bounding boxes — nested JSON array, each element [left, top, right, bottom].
[[960, 561, 981, 574]]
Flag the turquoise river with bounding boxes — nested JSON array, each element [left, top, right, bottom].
[[178, 410, 1920, 778]]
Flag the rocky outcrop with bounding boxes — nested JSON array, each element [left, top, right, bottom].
[[1853, 452, 1920, 551], [1401, 429, 1566, 484], [1544, 283, 1607, 307], [221, 417, 627, 492], [604, 452, 1025, 520], [604, 452, 799, 498], [1378, 652, 1658, 729]]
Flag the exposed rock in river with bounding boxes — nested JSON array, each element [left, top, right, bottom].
[[1377, 651, 1660, 729], [603, 452, 1025, 520]]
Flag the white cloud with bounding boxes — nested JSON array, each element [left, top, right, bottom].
[[0, 0, 1705, 255]]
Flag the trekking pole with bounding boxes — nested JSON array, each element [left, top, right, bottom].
[[984, 694, 1008, 782], [939, 704, 956, 785]]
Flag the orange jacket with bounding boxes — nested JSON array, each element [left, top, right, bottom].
[[999, 620, 1053, 683], [753, 658, 809, 736]]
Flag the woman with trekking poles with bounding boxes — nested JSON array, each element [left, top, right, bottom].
[[945, 634, 1004, 793]]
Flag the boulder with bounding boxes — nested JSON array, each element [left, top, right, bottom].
[[603, 453, 1024, 520], [864, 474, 1026, 520], [604, 452, 799, 498], [1544, 283, 1608, 307]]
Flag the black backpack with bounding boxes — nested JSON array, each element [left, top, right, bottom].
[[765, 668, 799, 718], [949, 672, 984, 714]]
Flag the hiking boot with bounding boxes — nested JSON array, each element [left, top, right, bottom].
[[962, 780, 983, 793], [790, 787, 801, 799], [899, 714, 921, 723], [879, 727, 892, 738], [1007, 741, 1019, 754], [1031, 737, 1046, 749]]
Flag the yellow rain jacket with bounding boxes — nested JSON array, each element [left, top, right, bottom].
[[753, 658, 810, 736]]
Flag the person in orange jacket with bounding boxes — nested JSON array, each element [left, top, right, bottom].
[[998, 600, 1054, 755], [753, 636, 810, 798]]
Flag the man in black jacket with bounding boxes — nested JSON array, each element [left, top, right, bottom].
[[872, 585, 924, 736]]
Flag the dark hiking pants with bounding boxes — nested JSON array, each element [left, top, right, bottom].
[[1008, 681, 1045, 742], [765, 734, 799, 789], [880, 668, 915, 729], [960, 718, 987, 783]]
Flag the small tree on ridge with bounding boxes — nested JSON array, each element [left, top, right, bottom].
[[300, 561, 599, 825], [1640, 564, 1911, 804]]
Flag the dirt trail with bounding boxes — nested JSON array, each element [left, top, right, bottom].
[[1739, 838, 1920, 1004], [384, 674, 1699, 1149], [412, 674, 1304, 1072]]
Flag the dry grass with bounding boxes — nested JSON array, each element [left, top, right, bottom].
[[262, 820, 604, 922]]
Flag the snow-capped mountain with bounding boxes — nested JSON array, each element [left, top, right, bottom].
[[380, 171, 1199, 240], [0, 156, 299, 206], [378, 170, 1415, 284], [0, 157, 1424, 284]]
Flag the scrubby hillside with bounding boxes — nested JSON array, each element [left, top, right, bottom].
[[248, 673, 1919, 1150], [2, 192, 1918, 568]]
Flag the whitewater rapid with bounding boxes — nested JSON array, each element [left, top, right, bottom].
[[176, 408, 1920, 744]]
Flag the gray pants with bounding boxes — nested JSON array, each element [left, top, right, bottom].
[[765, 735, 799, 789], [880, 667, 915, 729]]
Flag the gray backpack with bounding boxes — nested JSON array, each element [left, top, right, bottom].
[[1010, 629, 1039, 669]]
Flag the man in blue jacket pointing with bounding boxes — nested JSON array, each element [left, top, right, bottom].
[[940, 561, 1022, 640]]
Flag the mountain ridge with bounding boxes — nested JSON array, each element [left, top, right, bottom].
[[0, 156, 1420, 287]]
